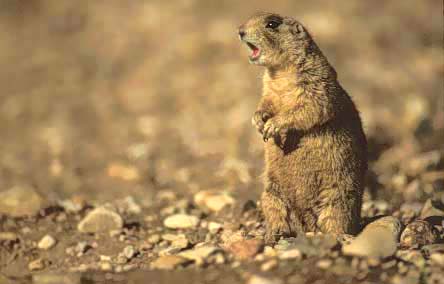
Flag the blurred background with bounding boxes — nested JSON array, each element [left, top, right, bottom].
[[0, 0, 442, 205]]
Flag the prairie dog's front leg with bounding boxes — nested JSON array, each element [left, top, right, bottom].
[[252, 97, 275, 136]]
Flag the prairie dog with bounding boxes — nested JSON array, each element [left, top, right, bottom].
[[238, 12, 367, 243]]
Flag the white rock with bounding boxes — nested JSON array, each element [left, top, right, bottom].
[[194, 190, 234, 212], [430, 253, 444, 267], [278, 249, 302, 260], [263, 246, 277, 258], [75, 242, 89, 254], [117, 196, 142, 214], [37, 235, 57, 250], [247, 275, 283, 284], [171, 236, 189, 249], [208, 222, 223, 233], [260, 259, 278, 271], [179, 245, 220, 265], [163, 214, 199, 229], [150, 255, 190, 270], [77, 206, 123, 233], [161, 233, 189, 249], [100, 262, 113, 271], [342, 216, 401, 258], [123, 245, 137, 259], [57, 199, 85, 213], [316, 259, 333, 269]]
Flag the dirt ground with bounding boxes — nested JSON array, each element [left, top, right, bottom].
[[0, 1, 443, 283]]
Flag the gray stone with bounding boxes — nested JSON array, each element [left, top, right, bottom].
[[77, 206, 123, 233]]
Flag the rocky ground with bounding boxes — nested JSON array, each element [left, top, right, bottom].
[[0, 154, 444, 284], [0, 1, 443, 283]]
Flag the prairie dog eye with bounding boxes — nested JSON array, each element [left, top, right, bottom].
[[266, 20, 281, 30]]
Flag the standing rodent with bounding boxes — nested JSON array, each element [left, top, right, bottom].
[[238, 12, 368, 243]]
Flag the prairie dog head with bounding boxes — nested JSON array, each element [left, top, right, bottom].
[[238, 12, 312, 68]]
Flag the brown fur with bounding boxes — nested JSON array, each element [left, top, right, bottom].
[[239, 12, 367, 243]]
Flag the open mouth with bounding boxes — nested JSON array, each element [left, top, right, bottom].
[[245, 41, 261, 60]]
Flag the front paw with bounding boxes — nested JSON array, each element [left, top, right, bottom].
[[263, 119, 286, 142], [252, 110, 272, 134], [264, 224, 291, 245]]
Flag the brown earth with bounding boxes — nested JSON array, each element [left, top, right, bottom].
[[0, 1, 443, 283]]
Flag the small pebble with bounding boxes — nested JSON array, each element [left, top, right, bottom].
[[163, 214, 199, 229], [150, 255, 190, 270], [316, 259, 332, 269], [147, 234, 161, 244], [278, 249, 302, 260], [123, 245, 137, 259], [208, 222, 223, 233], [75, 242, 89, 255], [400, 219, 438, 248], [227, 239, 264, 260], [28, 258, 46, 271], [100, 262, 113, 271], [194, 191, 235, 212], [171, 236, 189, 249], [77, 206, 123, 233], [37, 235, 57, 250], [0, 232, 18, 242], [261, 259, 278, 271], [247, 275, 283, 284], [179, 245, 220, 266]]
